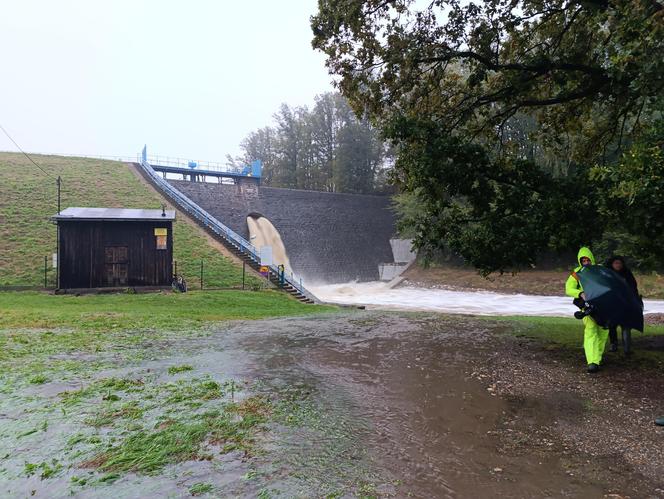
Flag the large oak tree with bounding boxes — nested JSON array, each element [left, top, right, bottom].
[[312, 0, 664, 273]]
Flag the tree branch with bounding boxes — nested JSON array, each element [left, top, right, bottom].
[[415, 50, 607, 78]]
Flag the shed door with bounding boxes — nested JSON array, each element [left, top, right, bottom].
[[105, 246, 128, 286]]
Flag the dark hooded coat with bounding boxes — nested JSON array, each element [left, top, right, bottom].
[[604, 256, 639, 297]]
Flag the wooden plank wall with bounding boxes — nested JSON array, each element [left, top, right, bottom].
[[58, 221, 173, 288]]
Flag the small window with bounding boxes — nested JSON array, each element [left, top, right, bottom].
[[154, 228, 168, 250]]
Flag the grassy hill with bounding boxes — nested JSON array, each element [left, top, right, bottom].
[[0, 152, 260, 289]]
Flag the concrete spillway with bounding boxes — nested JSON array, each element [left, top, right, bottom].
[[246, 215, 293, 273], [170, 180, 398, 283]]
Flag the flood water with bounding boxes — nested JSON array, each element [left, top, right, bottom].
[[311, 281, 664, 317], [3, 312, 655, 498], [220, 313, 622, 498]]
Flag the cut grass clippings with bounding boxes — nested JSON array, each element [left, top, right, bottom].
[[80, 395, 272, 475]]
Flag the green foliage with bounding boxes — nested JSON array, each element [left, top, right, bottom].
[[385, 117, 595, 273], [240, 92, 388, 194], [313, 0, 664, 273], [591, 120, 664, 268]]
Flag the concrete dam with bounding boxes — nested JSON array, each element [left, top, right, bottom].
[[169, 180, 409, 284]]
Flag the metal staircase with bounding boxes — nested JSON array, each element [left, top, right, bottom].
[[133, 159, 317, 304]]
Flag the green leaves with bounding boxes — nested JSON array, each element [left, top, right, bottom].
[[240, 92, 386, 194], [385, 116, 598, 274], [313, 0, 664, 272], [590, 120, 664, 267]]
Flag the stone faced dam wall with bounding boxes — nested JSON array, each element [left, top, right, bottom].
[[169, 180, 397, 283]]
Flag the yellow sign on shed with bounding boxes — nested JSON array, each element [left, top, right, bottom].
[[154, 228, 168, 236]]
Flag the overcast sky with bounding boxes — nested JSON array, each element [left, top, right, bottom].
[[0, 1, 333, 161]]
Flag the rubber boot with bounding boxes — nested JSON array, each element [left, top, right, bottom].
[[608, 327, 618, 352], [587, 363, 599, 373], [656, 417, 664, 427], [622, 329, 632, 355]]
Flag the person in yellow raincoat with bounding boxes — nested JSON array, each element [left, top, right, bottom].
[[565, 247, 608, 373]]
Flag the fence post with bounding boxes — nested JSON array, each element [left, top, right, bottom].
[[242, 261, 245, 290], [44, 256, 48, 288], [200, 259, 204, 290]]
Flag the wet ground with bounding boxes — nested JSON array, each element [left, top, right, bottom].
[[2, 311, 663, 498]]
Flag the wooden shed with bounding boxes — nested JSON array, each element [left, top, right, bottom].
[[51, 207, 175, 289]]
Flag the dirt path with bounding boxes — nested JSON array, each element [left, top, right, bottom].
[[2, 312, 663, 497]]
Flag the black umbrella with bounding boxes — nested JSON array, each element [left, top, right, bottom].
[[577, 265, 644, 332]]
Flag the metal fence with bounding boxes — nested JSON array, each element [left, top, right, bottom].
[[0, 257, 259, 292]]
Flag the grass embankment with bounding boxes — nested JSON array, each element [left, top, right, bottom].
[[497, 316, 664, 367], [0, 152, 260, 288], [404, 263, 664, 299], [0, 291, 334, 494]]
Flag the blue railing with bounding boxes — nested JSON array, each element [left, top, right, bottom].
[[137, 158, 316, 302]]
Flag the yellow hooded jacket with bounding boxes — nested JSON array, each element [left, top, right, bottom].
[[565, 247, 596, 299]]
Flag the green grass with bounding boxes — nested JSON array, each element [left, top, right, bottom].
[[168, 364, 194, 375], [0, 289, 332, 332], [0, 288, 332, 489], [0, 291, 333, 377], [0, 152, 261, 288], [189, 482, 215, 496], [491, 315, 664, 365]]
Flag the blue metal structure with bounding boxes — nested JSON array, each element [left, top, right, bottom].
[[142, 145, 261, 184], [135, 151, 316, 303]]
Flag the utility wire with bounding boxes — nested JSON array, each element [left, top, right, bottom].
[[0, 123, 53, 178]]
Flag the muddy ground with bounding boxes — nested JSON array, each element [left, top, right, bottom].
[[2, 311, 663, 498]]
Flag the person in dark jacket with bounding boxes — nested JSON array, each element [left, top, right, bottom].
[[605, 255, 640, 354]]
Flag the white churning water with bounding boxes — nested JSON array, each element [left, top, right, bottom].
[[247, 215, 292, 272], [310, 281, 664, 318]]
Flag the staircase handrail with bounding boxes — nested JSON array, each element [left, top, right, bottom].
[[137, 159, 316, 301]]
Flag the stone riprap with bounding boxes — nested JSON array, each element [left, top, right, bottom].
[[170, 180, 397, 283]]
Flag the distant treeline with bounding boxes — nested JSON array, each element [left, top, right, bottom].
[[233, 92, 391, 194]]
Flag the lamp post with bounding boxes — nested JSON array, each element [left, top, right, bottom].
[[56, 176, 61, 289]]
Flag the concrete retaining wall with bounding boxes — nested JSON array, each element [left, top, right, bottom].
[[170, 180, 398, 283]]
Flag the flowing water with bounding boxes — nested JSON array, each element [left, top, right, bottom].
[[247, 215, 292, 272], [209, 314, 660, 497], [3, 313, 658, 497], [311, 281, 664, 317]]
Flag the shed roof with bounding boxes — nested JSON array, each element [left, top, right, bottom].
[[51, 207, 176, 222]]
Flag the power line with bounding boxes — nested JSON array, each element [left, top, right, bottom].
[[0, 123, 53, 178]]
